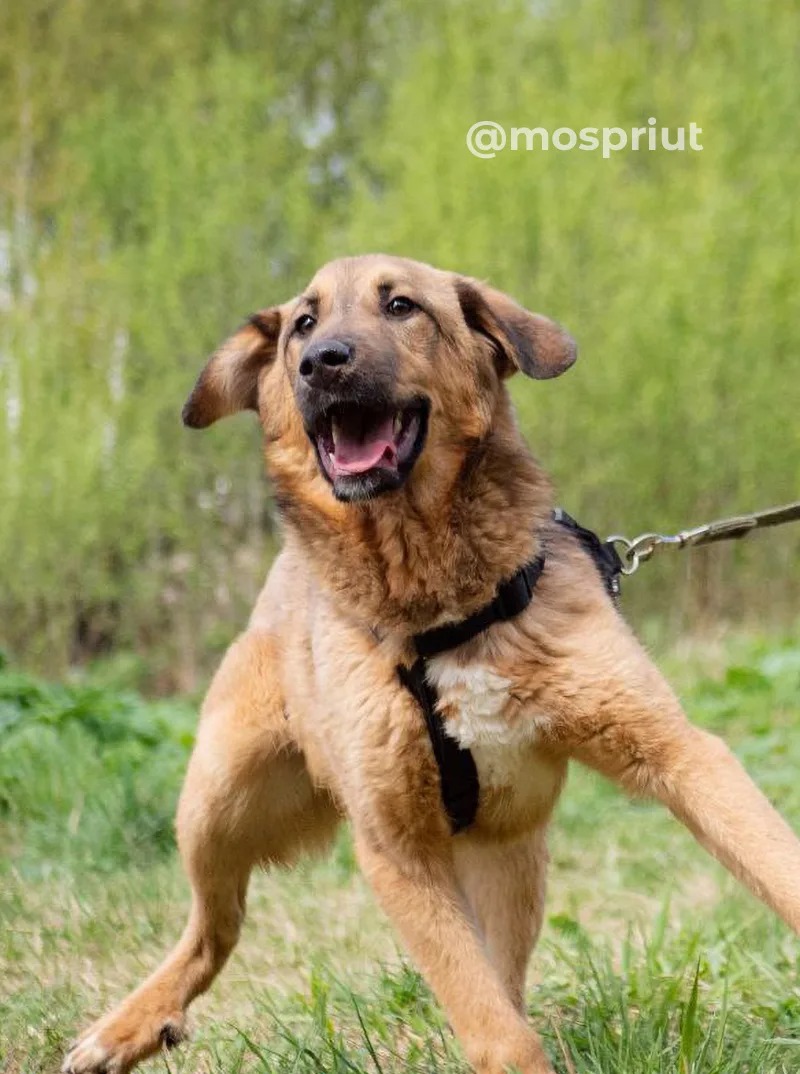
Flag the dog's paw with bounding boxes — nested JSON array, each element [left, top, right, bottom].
[[62, 1013, 186, 1074]]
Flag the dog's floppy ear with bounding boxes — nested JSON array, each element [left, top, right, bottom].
[[455, 277, 577, 380], [182, 309, 282, 429]]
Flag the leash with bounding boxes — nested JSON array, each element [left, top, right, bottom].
[[606, 499, 800, 577], [398, 499, 800, 835]]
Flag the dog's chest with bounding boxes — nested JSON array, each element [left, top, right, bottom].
[[424, 657, 553, 791]]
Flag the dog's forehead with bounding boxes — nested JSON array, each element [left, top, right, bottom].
[[306, 255, 451, 309]]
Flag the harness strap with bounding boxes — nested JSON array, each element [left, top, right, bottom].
[[552, 508, 624, 601], [413, 555, 546, 658], [396, 510, 623, 834], [397, 658, 480, 834]]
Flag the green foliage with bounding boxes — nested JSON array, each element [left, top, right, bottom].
[[0, 0, 384, 677], [0, 663, 194, 872], [0, 0, 798, 679]]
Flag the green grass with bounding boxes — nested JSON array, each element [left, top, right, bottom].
[[1, 634, 800, 1073]]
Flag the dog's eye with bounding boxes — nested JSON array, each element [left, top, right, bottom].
[[386, 296, 417, 318], [294, 313, 317, 337]]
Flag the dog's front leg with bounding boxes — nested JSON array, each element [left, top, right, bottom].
[[63, 630, 340, 1074], [355, 834, 554, 1074], [570, 649, 800, 933]]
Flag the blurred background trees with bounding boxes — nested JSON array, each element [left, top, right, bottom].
[[1, 0, 797, 688]]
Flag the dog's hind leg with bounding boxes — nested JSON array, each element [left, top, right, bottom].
[[455, 828, 548, 1012], [63, 630, 340, 1074]]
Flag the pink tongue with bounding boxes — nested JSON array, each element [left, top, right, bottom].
[[332, 414, 396, 474]]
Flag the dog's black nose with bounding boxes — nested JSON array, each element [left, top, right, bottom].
[[299, 339, 354, 384]]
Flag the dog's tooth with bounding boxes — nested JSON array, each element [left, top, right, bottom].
[[331, 417, 340, 449], [393, 412, 402, 436]]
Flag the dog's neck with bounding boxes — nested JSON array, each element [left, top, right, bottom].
[[273, 399, 552, 636]]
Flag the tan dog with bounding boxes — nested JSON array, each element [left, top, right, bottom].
[[64, 255, 800, 1074]]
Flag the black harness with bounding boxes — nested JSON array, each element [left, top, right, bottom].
[[396, 510, 624, 834]]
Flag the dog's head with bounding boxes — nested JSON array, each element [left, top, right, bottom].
[[182, 255, 576, 503]]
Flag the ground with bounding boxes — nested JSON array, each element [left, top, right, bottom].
[[1, 631, 799, 1073]]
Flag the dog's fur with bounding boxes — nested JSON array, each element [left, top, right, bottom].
[[65, 256, 800, 1074]]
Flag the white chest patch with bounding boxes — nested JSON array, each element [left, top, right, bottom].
[[425, 657, 552, 788]]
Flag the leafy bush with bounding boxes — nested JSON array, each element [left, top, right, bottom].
[[0, 665, 195, 874], [1, 1, 798, 679]]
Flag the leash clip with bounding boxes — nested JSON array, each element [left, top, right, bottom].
[[606, 531, 681, 574], [606, 498, 800, 575]]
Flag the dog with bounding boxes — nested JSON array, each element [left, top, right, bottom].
[[64, 255, 800, 1074]]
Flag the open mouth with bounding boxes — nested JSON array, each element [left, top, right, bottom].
[[312, 398, 429, 500]]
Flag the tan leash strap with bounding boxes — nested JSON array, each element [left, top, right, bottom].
[[607, 499, 800, 576]]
